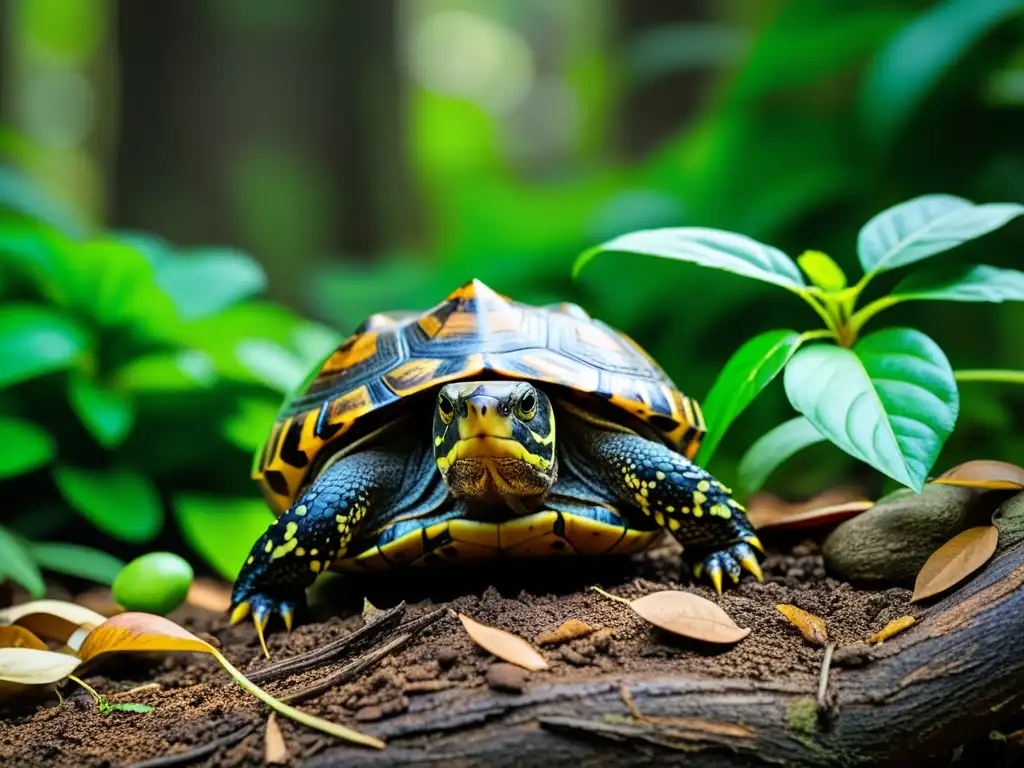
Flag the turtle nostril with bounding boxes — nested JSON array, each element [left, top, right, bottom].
[[480, 405, 488, 416]]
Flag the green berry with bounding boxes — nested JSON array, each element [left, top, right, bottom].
[[112, 552, 194, 615]]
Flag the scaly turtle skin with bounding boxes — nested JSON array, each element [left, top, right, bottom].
[[231, 280, 763, 653]]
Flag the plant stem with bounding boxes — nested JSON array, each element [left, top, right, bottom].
[[792, 289, 841, 339], [68, 674, 103, 704], [798, 329, 835, 343], [955, 369, 1024, 385]]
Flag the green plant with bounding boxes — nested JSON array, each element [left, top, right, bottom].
[[576, 194, 1024, 492], [67, 675, 154, 717], [0, 525, 125, 598], [0, 165, 340, 586]]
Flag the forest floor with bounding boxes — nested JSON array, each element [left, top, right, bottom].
[[1, 534, 1022, 767]]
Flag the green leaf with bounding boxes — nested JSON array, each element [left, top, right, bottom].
[[53, 466, 164, 543], [574, 227, 806, 290], [0, 525, 45, 597], [783, 329, 959, 491], [796, 250, 846, 291], [0, 166, 87, 237], [0, 416, 55, 479], [857, 195, 1024, 275], [222, 397, 279, 453], [173, 495, 274, 580], [892, 264, 1024, 303], [26, 542, 125, 585], [68, 375, 135, 448], [111, 702, 154, 714], [236, 340, 307, 393], [859, 0, 1023, 143], [737, 417, 827, 494], [113, 350, 216, 392], [695, 330, 803, 465], [155, 248, 267, 320], [0, 304, 88, 388]]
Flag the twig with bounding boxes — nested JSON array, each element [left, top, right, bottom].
[[247, 602, 406, 684], [280, 607, 448, 704], [126, 724, 255, 768], [618, 685, 646, 721], [589, 586, 632, 607], [817, 643, 835, 712]]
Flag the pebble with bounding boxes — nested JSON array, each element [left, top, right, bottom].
[[435, 646, 459, 668], [485, 663, 529, 693]]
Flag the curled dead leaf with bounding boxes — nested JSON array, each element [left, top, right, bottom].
[[747, 490, 874, 532], [265, 712, 288, 764], [933, 460, 1024, 491], [866, 616, 916, 644], [912, 526, 999, 602], [0, 600, 107, 644], [775, 604, 829, 646], [536, 619, 595, 646], [629, 591, 750, 644], [0, 626, 49, 651], [458, 613, 549, 671], [0, 647, 82, 700]]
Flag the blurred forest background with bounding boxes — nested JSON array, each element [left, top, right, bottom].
[[1, 0, 1022, 586]]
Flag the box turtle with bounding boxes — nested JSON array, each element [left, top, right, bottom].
[[231, 280, 763, 652]]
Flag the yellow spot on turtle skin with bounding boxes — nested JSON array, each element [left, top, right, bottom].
[[640, 487, 648, 498], [284, 522, 298, 541], [648, 481, 656, 489], [666, 506, 675, 513], [294, 505, 308, 517], [710, 503, 732, 519], [668, 518, 681, 531], [310, 561, 321, 573], [697, 480, 711, 493], [654, 512, 665, 527], [296, 547, 306, 557], [336, 514, 344, 523], [692, 505, 703, 518], [680, 506, 690, 515], [310, 549, 318, 556], [271, 538, 298, 560], [693, 491, 707, 507], [264, 541, 273, 553], [656, 471, 665, 481]]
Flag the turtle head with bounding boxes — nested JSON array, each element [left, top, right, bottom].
[[433, 381, 556, 502]]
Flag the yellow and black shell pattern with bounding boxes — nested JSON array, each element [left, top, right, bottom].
[[254, 279, 706, 514]]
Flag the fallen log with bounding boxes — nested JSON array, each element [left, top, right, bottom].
[[307, 539, 1024, 767]]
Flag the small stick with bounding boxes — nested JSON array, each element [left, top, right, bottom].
[[589, 586, 632, 607], [247, 602, 406, 683], [280, 607, 448, 703], [126, 724, 255, 768], [619, 684, 646, 721], [817, 643, 835, 711], [117, 683, 162, 698]]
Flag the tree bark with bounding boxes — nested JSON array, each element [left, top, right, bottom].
[[308, 539, 1024, 767]]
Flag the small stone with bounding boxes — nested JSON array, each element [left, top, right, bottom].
[[786, 567, 806, 580], [486, 662, 529, 693], [405, 660, 440, 681], [435, 646, 459, 668], [792, 544, 813, 557], [812, 567, 827, 579], [354, 705, 383, 722]]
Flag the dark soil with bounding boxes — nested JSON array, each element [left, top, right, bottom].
[[1, 535, 1019, 767]]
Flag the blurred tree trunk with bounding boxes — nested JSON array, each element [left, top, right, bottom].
[[112, 1, 416, 307]]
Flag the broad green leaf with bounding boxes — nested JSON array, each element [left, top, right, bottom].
[[892, 264, 1024, 303], [53, 466, 164, 543], [222, 397, 279, 453], [27, 542, 125, 586], [173, 495, 274, 580], [574, 227, 805, 290], [236, 339, 307, 393], [0, 526, 45, 597], [0, 166, 87, 237], [859, 0, 1023, 143], [783, 329, 959, 491], [113, 350, 216, 392], [737, 417, 827, 494], [0, 416, 55, 479], [695, 330, 803, 465], [796, 250, 846, 291], [857, 194, 1024, 275], [155, 248, 267, 320], [68, 375, 135, 448], [0, 304, 88, 388]]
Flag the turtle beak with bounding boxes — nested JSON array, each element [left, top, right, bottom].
[[458, 395, 512, 441]]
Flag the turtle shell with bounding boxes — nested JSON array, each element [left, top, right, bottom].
[[254, 279, 706, 514]]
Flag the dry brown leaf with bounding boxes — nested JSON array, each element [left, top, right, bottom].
[[747, 489, 874, 531], [185, 579, 232, 613], [265, 712, 288, 764], [933, 459, 1024, 490], [866, 616, 916, 644], [536, 619, 595, 646], [0, 626, 49, 651], [912, 526, 999, 602], [457, 613, 549, 671], [0, 600, 107, 643], [629, 591, 750, 644], [775, 604, 829, 646]]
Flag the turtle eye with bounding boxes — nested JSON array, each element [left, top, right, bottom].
[[515, 390, 537, 421], [438, 393, 455, 424]]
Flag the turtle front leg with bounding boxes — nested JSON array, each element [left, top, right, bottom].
[[576, 430, 764, 593], [230, 448, 409, 656]]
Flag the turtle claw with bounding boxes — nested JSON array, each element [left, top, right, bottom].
[[229, 601, 251, 626], [228, 588, 305, 658], [692, 541, 764, 592]]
